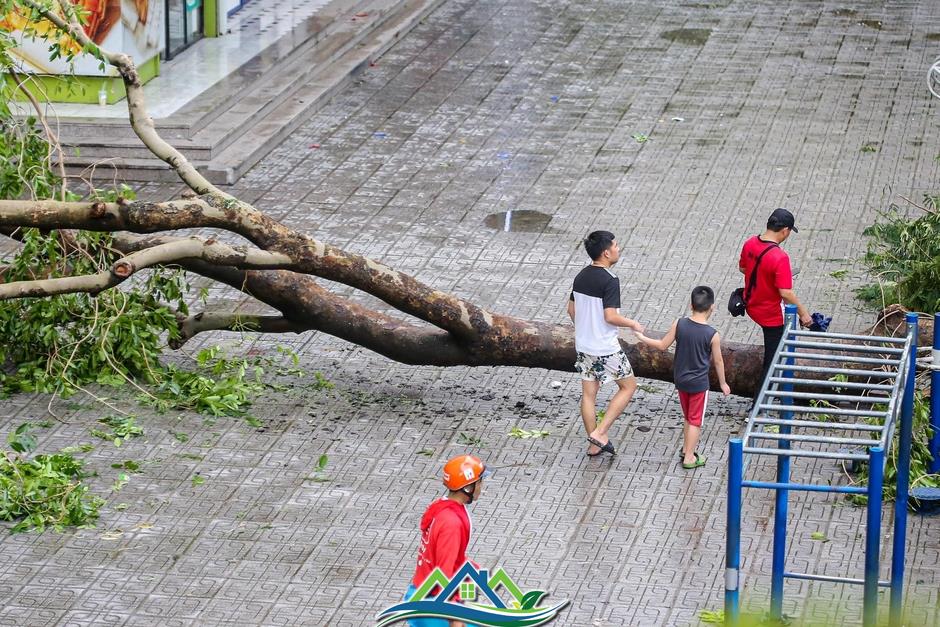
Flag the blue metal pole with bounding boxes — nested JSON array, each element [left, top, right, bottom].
[[889, 313, 918, 625], [929, 312, 940, 474], [770, 304, 798, 620], [864, 446, 885, 627], [725, 439, 744, 627]]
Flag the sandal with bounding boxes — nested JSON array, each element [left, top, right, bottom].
[[587, 437, 616, 455], [682, 452, 706, 469]]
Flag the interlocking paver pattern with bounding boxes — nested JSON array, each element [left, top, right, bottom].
[[2, 0, 940, 625]]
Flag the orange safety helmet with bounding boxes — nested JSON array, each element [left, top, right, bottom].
[[442, 455, 487, 491]]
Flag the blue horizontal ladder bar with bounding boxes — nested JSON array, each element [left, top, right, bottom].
[[742, 480, 867, 495]]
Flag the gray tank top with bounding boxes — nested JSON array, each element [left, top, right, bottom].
[[674, 317, 717, 393]]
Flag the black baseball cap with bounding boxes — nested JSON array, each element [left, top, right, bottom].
[[767, 207, 798, 232]]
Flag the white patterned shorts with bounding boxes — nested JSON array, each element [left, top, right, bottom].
[[575, 350, 634, 383]]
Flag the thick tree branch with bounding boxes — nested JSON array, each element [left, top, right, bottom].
[[0, 237, 292, 298], [174, 312, 308, 348], [0, 198, 519, 342]]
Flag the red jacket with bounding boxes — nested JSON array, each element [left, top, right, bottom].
[[411, 498, 471, 588]]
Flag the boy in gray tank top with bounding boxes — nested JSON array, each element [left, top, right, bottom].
[[635, 286, 731, 469]]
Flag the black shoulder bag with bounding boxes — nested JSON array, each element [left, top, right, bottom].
[[728, 242, 779, 317]]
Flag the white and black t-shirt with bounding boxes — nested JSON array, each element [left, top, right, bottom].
[[570, 265, 621, 356]]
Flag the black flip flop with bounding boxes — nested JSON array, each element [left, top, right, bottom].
[[587, 437, 616, 455]]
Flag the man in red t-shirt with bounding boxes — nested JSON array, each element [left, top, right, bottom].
[[738, 208, 812, 395], [404, 455, 488, 627]]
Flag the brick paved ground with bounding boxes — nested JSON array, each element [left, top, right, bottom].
[[2, 0, 940, 625]]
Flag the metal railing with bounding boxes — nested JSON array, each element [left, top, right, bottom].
[[724, 305, 919, 627]]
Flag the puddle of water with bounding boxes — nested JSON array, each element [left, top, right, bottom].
[[832, 8, 858, 17], [859, 19, 882, 30], [660, 28, 711, 46], [927, 33, 940, 41], [483, 210, 553, 232]]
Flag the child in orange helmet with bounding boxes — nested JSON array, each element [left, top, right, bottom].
[[404, 455, 488, 627]]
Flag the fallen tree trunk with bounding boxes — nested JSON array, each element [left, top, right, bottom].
[[105, 233, 765, 393]]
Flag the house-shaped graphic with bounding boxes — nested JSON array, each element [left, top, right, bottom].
[[409, 563, 549, 610], [375, 562, 567, 627], [428, 564, 506, 607]]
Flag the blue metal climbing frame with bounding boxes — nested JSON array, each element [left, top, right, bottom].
[[725, 305, 918, 627]]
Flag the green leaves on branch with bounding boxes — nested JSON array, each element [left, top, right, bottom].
[[0, 230, 313, 420], [145, 349, 264, 416], [0, 222, 323, 419], [846, 394, 939, 506], [0, 113, 59, 200], [0, 0, 104, 69], [858, 207, 940, 311], [1, 423, 103, 533], [90, 415, 143, 447], [7, 421, 38, 453], [0, 226, 320, 426], [142, 346, 305, 418], [0, 228, 188, 398]]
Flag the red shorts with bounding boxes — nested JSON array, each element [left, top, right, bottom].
[[678, 390, 708, 427]]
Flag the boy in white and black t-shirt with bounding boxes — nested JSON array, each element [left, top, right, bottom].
[[567, 231, 645, 457]]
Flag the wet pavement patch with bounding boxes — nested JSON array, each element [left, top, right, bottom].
[[483, 210, 553, 232], [660, 28, 711, 46], [681, 1, 731, 8], [832, 8, 858, 17], [859, 19, 882, 30], [927, 33, 940, 41]]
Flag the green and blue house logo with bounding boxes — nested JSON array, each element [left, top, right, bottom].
[[376, 562, 569, 626]]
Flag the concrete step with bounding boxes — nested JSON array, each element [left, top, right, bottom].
[[188, 0, 397, 158], [161, 0, 381, 139], [64, 0, 442, 182], [57, 0, 374, 143], [61, 0, 426, 170], [68, 139, 214, 162], [202, 0, 446, 184]]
